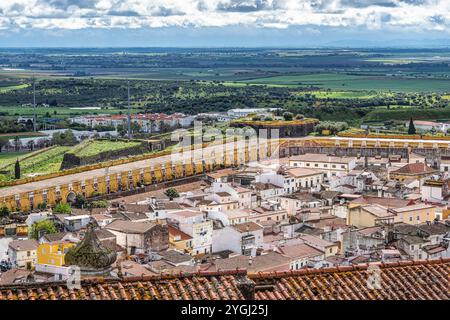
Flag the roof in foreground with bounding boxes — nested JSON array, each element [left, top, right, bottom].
[[0, 258, 448, 300]]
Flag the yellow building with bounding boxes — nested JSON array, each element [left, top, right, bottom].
[[348, 203, 436, 228], [37, 241, 77, 267], [168, 225, 193, 253], [390, 163, 438, 182], [390, 203, 436, 225]]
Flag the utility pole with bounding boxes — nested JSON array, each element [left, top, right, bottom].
[[32, 76, 37, 132], [127, 80, 132, 139]]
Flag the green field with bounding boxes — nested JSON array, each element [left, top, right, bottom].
[[295, 90, 381, 99], [363, 108, 450, 122], [0, 133, 48, 139], [0, 84, 29, 93], [0, 139, 157, 182], [239, 73, 450, 92], [0, 106, 140, 118], [0, 146, 70, 182], [69, 139, 142, 157], [0, 151, 31, 167]]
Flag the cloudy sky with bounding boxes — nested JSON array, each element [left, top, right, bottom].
[[0, 0, 449, 47]]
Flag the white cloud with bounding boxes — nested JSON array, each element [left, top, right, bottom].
[[0, 0, 448, 31]]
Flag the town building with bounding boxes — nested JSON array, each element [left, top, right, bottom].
[[7, 239, 39, 270], [105, 220, 169, 254], [289, 154, 357, 179], [212, 221, 264, 256], [390, 163, 438, 182]]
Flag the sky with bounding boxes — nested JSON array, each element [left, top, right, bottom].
[[0, 0, 449, 47]]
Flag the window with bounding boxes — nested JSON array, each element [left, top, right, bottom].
[[332, 165, 336, 168], [417, 216, 420, 221], [341, 165, 345, 169], [409, 216, 413, 222], [314, 164, 318, 167], [324, 164, 328, 168], [306, 163, 310, 167], [27, 251, 30, 257]]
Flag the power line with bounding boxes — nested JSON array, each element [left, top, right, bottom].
[[33, 76, 37, 132], [127, 80, 132, 139]]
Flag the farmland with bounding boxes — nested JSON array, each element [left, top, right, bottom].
[[238, 73, 450, 92], [1, 47, 450, 129]]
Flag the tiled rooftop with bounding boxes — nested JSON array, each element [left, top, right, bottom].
[[252, 258, 450, 300], [0, 259, 448, 300], [0, 270, 248, 300]]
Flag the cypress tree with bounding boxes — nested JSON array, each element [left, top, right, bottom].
[[14, 159, 21, 179], [408, 118, 416, 135]]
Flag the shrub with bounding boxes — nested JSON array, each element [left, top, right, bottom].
[[283, 112, 293, 121], [165, 187, 180, 200], [37, 202, 48, 211], [0, 206, 10, 217], [74, 194, 87, 208], [90, 200, 108, 208], [29, 219, 57, 240], [53, 203, 72, 214]]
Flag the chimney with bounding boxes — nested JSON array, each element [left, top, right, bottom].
[[236, 275, 255, 300]]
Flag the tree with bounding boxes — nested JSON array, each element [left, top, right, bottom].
[[13, 136, 21, 151], [29, 219, 57, 240], [53, 203, 72, 214], [14, 159, 21, 179], [165, 188, 179, 200], [51, 129, 77, 146], [0, 206, 10, 217], [90, 200, 108, 208], [74, 194, 87, 208], [37, 202, 48, 211], [27, 140, 34, 151], [283, 112, 294, 121], [408, 118, 416, 135], [0, 138, 9, 152]]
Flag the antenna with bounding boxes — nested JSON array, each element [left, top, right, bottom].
[[32, 76, 37, 132], [127, 80, 132, 139]]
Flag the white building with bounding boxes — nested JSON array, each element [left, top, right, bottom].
[[212, 221, 264, 256], [275, 243, 325, 270], [278, 193, 323, 215], [407, 120, 450, 133], [289, 154, 357, 179], [227, 108, 279, 118], [207, 182, 254, 209], [165, 210, 213, 256], [7, 239, 38, 269], [63, 215, 91, 232], [256, 168, 324, 194], [69, 113, 194, 133]]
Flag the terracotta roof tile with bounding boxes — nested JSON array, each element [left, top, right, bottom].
[[0, 260, 448, 300], [393, 163, 438, 175]]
